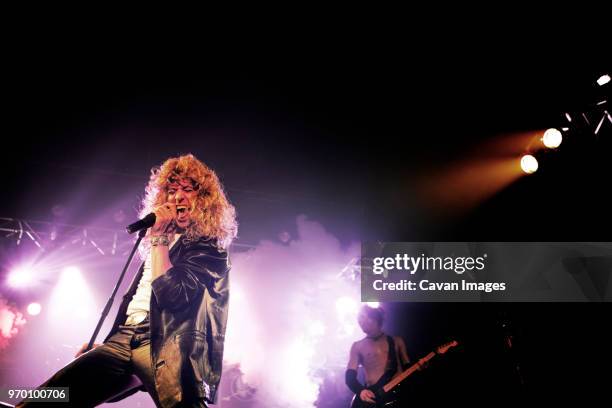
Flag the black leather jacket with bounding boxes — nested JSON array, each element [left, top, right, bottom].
[[104, 235, 230, 406]]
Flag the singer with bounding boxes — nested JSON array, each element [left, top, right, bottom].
[[17, 154, 238, 408]]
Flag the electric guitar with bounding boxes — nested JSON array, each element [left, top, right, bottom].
[[350, 340, 459, 408]]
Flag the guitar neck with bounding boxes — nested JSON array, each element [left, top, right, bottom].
[[382, 351, 436, 393]]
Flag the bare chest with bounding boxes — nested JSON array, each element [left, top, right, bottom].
[[359, 339, 389, 368]]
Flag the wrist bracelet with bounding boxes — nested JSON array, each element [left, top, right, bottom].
[[150, 235, 170, 247]]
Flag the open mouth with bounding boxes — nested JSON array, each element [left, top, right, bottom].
[[176, 206, 188, 217]]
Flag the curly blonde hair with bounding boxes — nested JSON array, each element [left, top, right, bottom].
[[139, 154, 237, 251]]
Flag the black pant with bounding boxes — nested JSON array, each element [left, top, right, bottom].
[[17, 320, 206, 407]]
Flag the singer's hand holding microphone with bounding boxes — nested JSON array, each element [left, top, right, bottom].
[[151, 203, 177, 236], [125, 203, 181, 235]]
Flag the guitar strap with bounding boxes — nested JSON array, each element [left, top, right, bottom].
[[362, 335, 399, 389], [385, 335, 398, 376]]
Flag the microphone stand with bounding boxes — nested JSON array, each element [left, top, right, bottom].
[[85, 229, 146, 351]]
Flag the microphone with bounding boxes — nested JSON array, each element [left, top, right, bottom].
[[126, 213, 156, 234]]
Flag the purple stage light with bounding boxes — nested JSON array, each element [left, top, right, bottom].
[[49, 266, 96, 321], [335, 296, 358, 318], [7, 267, 34, 288], [27, 302, 42, 316]]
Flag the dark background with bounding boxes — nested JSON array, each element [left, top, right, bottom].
[[2, 36, 610, 405]]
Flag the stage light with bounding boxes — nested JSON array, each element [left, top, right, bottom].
[[542, 128, 562, 149], [27, 302, 42, 316], [365, 301, 380, 308], [597, 74, 610, 86], [49, 266, 95, 320], [62, 266, 81, 281], [335, 296, 357, 317], [7, 267, 34, 288], [520, 155, 538, 174]]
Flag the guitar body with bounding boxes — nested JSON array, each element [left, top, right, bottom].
[[349, 394, 398, 408], [349, 390, 401, 408], [349, 381, 403, 408]]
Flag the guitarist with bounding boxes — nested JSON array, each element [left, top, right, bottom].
[[345, 306, 410, 405]]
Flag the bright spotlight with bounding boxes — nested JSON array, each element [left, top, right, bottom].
[[521, 155, 538, 174], [61, 266, 82, 289], [597, 74, 610, 86], [50, 266, 95, 320], [7, 267, 34, 288], [335, 296, 358, 317], [27, 302, 42, 316], [542, 128, 562, 148], [365, 301, 380, 308]]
